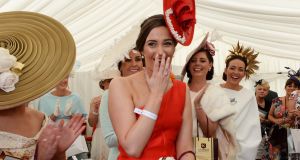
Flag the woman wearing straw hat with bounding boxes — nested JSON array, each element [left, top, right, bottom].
[[181, 33, 237, 160], [0, 11, 85, 159]]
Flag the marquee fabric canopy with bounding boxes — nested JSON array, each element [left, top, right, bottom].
[[1, 0, 299, 108]]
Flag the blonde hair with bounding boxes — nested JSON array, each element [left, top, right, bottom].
[[255, 79, 270, 90]]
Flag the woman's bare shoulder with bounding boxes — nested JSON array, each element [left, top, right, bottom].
[[27, 107, 45, 122], [110, 76, 130, 90], [110, 72, 142, 90]]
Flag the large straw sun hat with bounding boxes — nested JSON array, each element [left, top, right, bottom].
[[0, 11, 76, 110]]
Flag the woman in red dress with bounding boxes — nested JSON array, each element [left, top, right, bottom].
[[108, 14, 194, 160]]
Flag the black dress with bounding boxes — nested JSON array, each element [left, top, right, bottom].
[[258, 100, 272, 135]]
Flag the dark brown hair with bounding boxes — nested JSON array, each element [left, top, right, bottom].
[[285, 78, 300, 88], [99, 79, 112, 90], [222, 55, 248, 81], [135, 14, 177, 52], [186, 49, 214, 83]]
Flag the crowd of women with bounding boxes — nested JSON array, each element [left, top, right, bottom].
[[254, 77, 300, 159], [87, 13, 300, 160], [0, 1, 300, 160]]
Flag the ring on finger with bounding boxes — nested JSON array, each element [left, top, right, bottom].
[[164, 71, 169, 76]]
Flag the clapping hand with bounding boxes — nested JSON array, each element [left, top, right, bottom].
[[194, 84, 208, 108], [37, 124, 59, 160], [56, 114, 86, 153], [37, 114, 85, 159]]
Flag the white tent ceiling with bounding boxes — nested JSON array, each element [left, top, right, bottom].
[[2, 0, 299, 108], [1, 0, 299, 72]]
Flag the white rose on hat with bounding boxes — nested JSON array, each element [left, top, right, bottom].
[[0, 11, 75, 109], [0, 71, 19, 92], [0, 47, 17, 73]]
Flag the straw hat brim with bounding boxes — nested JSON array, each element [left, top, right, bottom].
[[180, 33, 209, 80], [0, 11, 75, 110]]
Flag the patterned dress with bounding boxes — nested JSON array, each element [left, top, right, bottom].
[[0, 117, 47, 160], [269, 97, 289, 159]]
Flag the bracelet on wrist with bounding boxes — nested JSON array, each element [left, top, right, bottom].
[[178, 150, 195, 160], [142, 109, 157, 120], [134, 108, 157, 120], [134, 108, 143, 114]]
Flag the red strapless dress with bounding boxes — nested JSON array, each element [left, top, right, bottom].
[[118, 80, 186, 159]]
